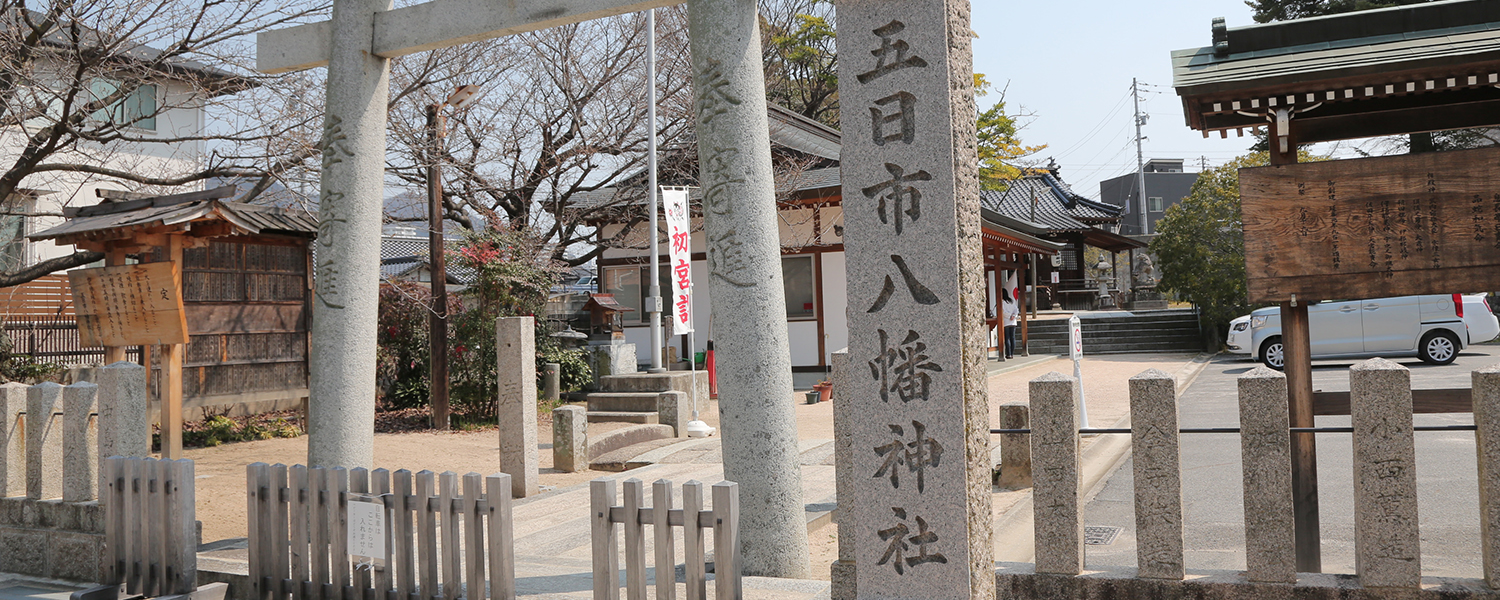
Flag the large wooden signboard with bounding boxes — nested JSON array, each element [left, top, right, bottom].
[[1241, 146, 1500, 303], [68, 262, 189, 347]]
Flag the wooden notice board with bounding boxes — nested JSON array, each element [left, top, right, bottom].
[[68, 262, 189, 347], [1241, 146, 1500, 303]]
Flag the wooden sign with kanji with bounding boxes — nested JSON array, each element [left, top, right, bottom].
[[1240, 146, 1500, 303], [68, 262, 189, 347]]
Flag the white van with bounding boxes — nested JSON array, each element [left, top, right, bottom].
[[1226, 294, 1498, 369]]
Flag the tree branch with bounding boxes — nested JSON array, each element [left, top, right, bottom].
[[0, 251, 102, 288]]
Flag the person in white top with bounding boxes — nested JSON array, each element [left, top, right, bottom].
[[1001, 288, 1021, 359]]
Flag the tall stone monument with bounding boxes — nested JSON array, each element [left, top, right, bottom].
[[306, 0, 394, 469], [837, 1, 993, 597], [687, 0, 810, 577]]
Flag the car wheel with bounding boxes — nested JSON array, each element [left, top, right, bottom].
[[1418, 330, 1460, 365], [1260, 336, 1285, 371]]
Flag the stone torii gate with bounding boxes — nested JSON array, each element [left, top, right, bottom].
[[255, 0, 812, 578]]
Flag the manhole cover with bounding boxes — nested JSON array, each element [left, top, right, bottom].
[[1084, 526, 1122, 546]]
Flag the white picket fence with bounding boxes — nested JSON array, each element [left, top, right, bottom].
[[590, 478, 740, 600], [103, 456, 199, 596], [245, 464, 515, 600]]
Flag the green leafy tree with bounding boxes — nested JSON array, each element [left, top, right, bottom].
[[975, 76, 1046, 190], [760, 0, 838, 126], [1151, 153, 1267, 345]]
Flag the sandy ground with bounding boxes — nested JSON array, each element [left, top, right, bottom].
[[191, 351, 1200, 581]]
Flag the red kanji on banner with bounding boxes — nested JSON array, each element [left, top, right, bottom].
[[671, 232, 690, 254]]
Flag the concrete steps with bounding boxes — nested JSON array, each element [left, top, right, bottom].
[[1024, 310, 1203, 355], [585, 410, 659, 424], [584, 371, 708, 425], [586, 391, 660, 412]]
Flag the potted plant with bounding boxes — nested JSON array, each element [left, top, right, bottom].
[[812, 379, 832, 403]]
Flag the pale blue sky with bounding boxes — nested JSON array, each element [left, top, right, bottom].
[[971, 0, 1275, 199]]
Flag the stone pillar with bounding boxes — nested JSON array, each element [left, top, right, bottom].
[[62, 382, 99, 502], [1030, 373, 1081, 576], [656, 391, 690, 437], [97, 362, 149, 499], [551, 405, 587, 473], [828, 350, 855, 600], [497, 316, 537, 497], [838, 1, 992, 597], [1475, 363, 1500, 588], [1129, 369, 1183, 580], [0, 383, 24, 497], [543, 363, 561, 402], [306, 0, 394, 469], [1350, 358, 1420, 588], [686, 0, 808, 578], [1237, 366, 1295, 584], [26, 382, 63, 500], [997, 403, 1031, 489]]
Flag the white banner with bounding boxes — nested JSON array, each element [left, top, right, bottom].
[[663, 188, 693, 335]]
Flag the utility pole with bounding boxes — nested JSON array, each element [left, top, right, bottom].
[[1198, 155, 1209, 171], [645, 8, 664, 373], [427, 103, 449, 429], [1132, 78, 1148, 237]]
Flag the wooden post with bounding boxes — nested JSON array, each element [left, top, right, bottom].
[[1281, 300, 1321, 573], [428, 104, 450, 431], [103, 247, 127, 364], [1020, 259, 1030, 355], [161, 235, 185, 459], [1269, 113, 1320, 574]]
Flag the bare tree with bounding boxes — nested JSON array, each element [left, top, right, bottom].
[[0, 0, 327, 285], [381, 8, 697, 267]]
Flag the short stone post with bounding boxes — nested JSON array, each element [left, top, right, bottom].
[[62, 382, 99, 502], [496, 316, 537, 497], [828, 350, 854, 600], [657, 391, 690, 437], [97, 361, 149, 495], [1030, 372, 1082, 575], [1238, 366, 1296, 583], [0, 383, 25, 497], [1129, 369, 1183, 580], [1474, 363, 1500, 588], [552, 405, 587, 473], [1350, 358, 1420, 588], [997, 403, 1031, 489], [26, 382, 64, 500], [543, 363, 560, 402]]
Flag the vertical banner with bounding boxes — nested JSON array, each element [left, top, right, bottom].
[[838, 1, 993, 598], [663, 188, 694, 335]]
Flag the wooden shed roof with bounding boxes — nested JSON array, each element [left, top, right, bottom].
[[30, 186, 318, 246], [1171, 0, 1500, 142]]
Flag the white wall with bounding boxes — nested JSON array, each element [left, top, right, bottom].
[[820, 251, 848, 363], [2, 78, 208, 265]]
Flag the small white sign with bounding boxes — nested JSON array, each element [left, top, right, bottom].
[[1069, 315, 1083, 360], [1050, 271, 1060, 284], [347, 499, 386, 559]]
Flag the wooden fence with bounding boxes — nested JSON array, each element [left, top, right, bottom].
[[245, 464, 516, 600], [0, 274, 74, 318], [103, 456, 198, 596], [590, 478, 740, 600]]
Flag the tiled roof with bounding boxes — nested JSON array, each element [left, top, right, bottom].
[[573, 166, 842, 211], [31, 195, 317, 243], [980, 173, 1124, 232]]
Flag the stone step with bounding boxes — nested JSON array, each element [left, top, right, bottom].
[[598, 371, 705, 393], [586, 424, 676, 459], [587, 411, 660, 425], [586, 391, 661, 412]]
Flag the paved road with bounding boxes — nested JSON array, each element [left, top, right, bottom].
[[1081, 345, 1500, 578]]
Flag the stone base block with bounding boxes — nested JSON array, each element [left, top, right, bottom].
[[830, 560, 856, 600], [586, 343, 637, 387], [996, 562, 1500, 599]]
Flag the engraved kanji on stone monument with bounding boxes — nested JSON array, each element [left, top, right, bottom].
[[873, 420, 944, 492], [877, 507, 949, 575], [840, 1, 990, 598]]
